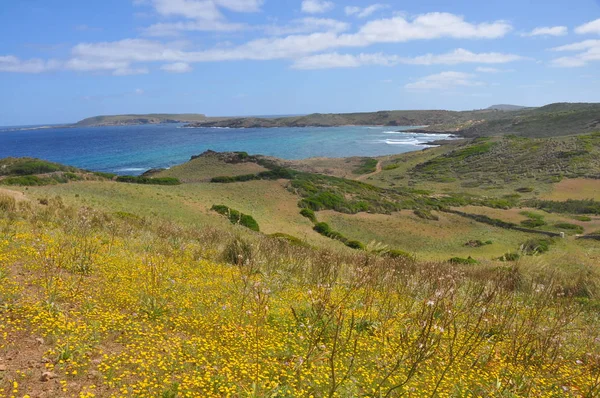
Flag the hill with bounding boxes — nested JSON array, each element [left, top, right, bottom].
[[458, 102, 600, 138], [183, 102, 600, 140], [74, 113, 208, 127], [486, 104, 528, 111], [184, 109, 514, 129], [2, 142, 600, 395]]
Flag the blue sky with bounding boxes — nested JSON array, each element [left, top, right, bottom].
[[1, 0, 599, 125]]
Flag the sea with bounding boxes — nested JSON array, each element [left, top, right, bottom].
[[0, 124, 454, 175]]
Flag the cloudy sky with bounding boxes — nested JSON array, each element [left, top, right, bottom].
[[1, 0, 599, 125]]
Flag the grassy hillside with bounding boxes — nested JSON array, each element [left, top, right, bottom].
[[74, 113, 208, 127], [2, 188, 600, 397], [365, 133, 600, 197], [458, 103, 600, 138]]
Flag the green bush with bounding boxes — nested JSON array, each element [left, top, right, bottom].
[[1, 175, 49, 186], [554, 222, 584, 234], [520, 219, 547, 228], [239, 214, 260, 232], [345, 240, 365, 250], [116, 176, 181, 185], [449, 256, 478, 265], [299, 208, 317, 223], [211, 205, 260, 232], [573, 215, 592, 222], [7, 159, 62, 175], [313, 222, 332, 236]]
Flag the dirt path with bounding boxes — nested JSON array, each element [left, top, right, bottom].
[[356, 160, 383, 181]]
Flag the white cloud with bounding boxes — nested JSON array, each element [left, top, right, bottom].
[[0, 12, 515, 75], [0, 55, 60, 73], [144, 20, 247, 36], [292, 48, 525, 69], [405, 71, 483, 91], [264, 18, 349, 36], [301, 0, 334, 14], [345, 4, 388, 18], [550, 39, 600, 67], [134, 88, 145, 95], [112, 67, 149, 76], [401, 48, 524, 65], [522, 26, 567, 37], [354, 13, 512, 43], [137, 0, 262, 34], [476, 67, 504, 73], [161, 62, 193, 72], [575, 18, 600, 35]]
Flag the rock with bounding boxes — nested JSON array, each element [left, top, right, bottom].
[[36, 337, 44, 345], [0, 364, 7, 371], [40, 371, 58, 382]]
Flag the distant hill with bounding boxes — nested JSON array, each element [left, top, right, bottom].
[[184, 109, 515, 129], [74, 113, 208, 127], [486, 104, 528, 111], [459, 102, 600, 138]]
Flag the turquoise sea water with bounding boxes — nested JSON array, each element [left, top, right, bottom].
[[0, 124, 454, 175]]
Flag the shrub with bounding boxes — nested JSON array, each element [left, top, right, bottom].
[[211, 205, 260, 232], [1, 175, 52, 186], [239, 214, 260, 232], [345, 240, 365, 250], [449, 256, 478, 265], [7, 159, 62, 175], [313, 222, 332, 236], [116, 176, 181, 185], [554, 222, 584, 234], [300, 208, 316, 223], [573, 215, 592, 222], [520, 219, 547, 228], [516, 187, 534, 193], [521, 238, 552, 255], [414, 209, 439, 221]]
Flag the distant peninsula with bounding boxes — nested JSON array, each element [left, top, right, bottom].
[[74, 113, 210, 127]]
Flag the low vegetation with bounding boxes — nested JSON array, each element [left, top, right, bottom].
[[352, 158, 378, 175], [211, 204, 260, 231], [116, 175, 181, 185], [3, 197, 600, 396]]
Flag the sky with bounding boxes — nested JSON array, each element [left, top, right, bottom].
[[0, 0, 599, 126]]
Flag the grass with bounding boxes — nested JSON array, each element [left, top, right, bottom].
[[2, 192, 600, 397], [352, 158, 378, 175], [116, 175, 181, 185], [155, 153, 267, 183]]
